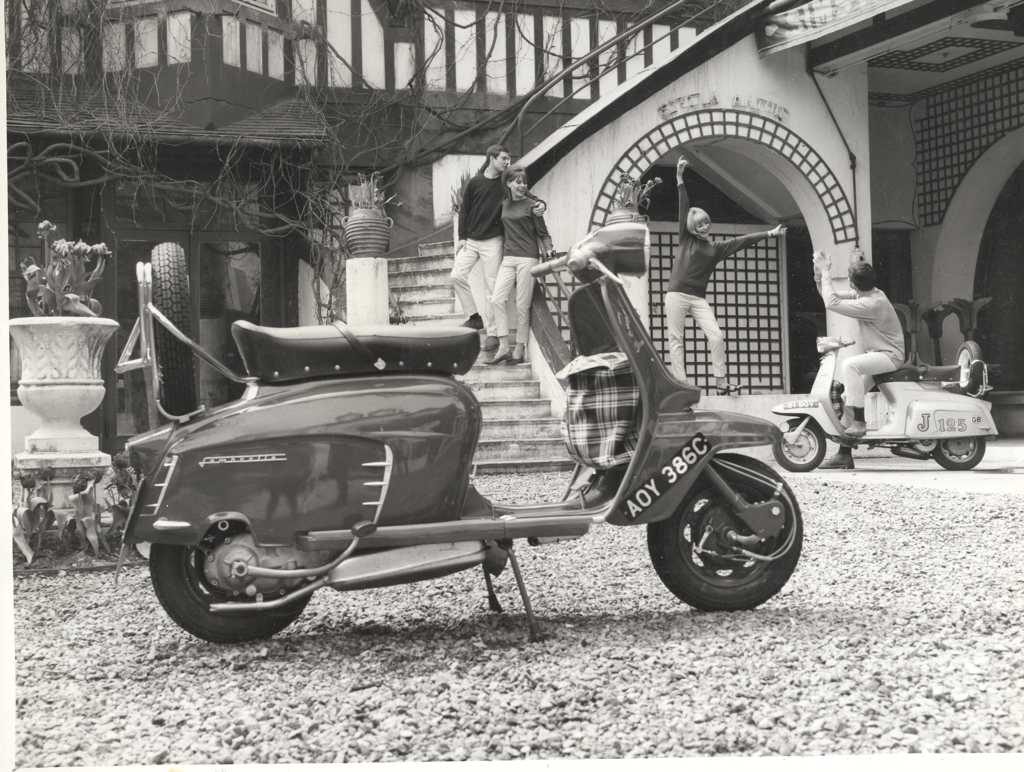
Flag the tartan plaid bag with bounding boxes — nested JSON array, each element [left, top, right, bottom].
[[556, 352, 640, 470]]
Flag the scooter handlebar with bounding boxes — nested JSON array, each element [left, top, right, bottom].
[[530, 252, 569, 277]]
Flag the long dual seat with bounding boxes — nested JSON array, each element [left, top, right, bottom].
[[231, 320, 480, 383]]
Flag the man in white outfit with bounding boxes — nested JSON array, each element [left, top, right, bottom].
[[813, 250, 905, 469]]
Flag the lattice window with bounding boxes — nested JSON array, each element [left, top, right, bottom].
[[647, 222, 788, 392], [870, 36, 1021, 73], [914, 59, 1024, 226], [590, 110, 856, 244]]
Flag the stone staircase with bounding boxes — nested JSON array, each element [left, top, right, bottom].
[[388, 242, 573, 473]]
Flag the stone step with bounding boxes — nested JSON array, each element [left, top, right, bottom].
[[474, 437, 569, 462], [389, 280, 453, 301], [473, 458, 577, 475], [476, 398, 555, 419], [389, 254, 454, 274], [403, 312, 466, 327], [385, 266, 450, 286], [461, 361, 534, 383], [465, 380, 541, 400], [479, 417, 562, 441], [418, 241, 457, 258], [401, 297, 457, 317]]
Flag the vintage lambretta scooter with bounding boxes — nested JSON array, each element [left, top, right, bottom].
[[115, 222, 803, 644], [772, 336, 997, 472]]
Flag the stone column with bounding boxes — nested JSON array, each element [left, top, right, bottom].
[[345, 256, 390, 326]]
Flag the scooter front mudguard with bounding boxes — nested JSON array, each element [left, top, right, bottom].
[[123, 374, 480, 547], [606, 409, 781, 527], [771, 401, 835, 436]]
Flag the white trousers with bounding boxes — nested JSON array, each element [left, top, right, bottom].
[[491, 255, 538, 338], [665, 291, 726, 380], [841, 351, 901, 408], [450, 236, 510, 337]]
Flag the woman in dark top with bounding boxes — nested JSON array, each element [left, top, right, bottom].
[[669, 156, 786, 393], [488, 165, 555, 365]]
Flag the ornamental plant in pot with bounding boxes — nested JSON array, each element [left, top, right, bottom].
[[607, 173, 661, 224], [10, 221, 119, 456], [341, 171, 402, 258]]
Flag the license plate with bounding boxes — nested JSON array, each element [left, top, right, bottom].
[[623, 433, 709, 520]]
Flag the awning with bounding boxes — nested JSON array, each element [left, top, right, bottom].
[[757, 0, 918, 54]]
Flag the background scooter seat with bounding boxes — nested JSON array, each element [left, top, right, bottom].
[[874, 363, 962, 384], [232, 320, 480, 382]]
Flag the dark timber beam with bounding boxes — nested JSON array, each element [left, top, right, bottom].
[[808, 0, 987, 69]]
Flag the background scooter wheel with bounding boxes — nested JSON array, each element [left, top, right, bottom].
[[149, 543, 309, 644], [772, 418, 826, 472], [932, 437, 986, 471], [646, 454, 803, 611], [150, 242, 199, 417]]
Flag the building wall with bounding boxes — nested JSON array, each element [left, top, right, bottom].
[[526, 37, 873, 345], [868, 105, 916, 231], [904, 60, 1024, 365]]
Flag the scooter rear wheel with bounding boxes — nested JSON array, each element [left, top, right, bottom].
[[772, 418, 826, 472], [932, 437, 986, 471], [149, 543, 309, 643], [647, 454, 802, 611]]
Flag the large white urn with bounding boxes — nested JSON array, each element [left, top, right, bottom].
[[9, 316, 119, 455]]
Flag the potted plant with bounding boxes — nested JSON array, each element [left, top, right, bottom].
[[607, 173, 661, 224], [341, 171, 401, 257], [9, 221, 119, 455]]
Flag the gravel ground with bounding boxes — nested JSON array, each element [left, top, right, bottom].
[[12, 472, 1024, 766]]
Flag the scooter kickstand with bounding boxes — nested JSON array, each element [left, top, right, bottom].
[[482, 566, 504, 613], [506, 543, 542, 643]]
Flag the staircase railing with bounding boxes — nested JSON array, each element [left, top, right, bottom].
[[530, 268, 580, 373], [499, 0, 741, 156]]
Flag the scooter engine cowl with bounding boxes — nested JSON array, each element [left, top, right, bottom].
[[204, 533, 334, 595]]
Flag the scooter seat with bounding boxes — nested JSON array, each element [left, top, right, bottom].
[[874, 363, 962, 385], [231, 321, 480, 382]]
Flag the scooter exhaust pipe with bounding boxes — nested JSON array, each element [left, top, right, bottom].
[[208, 542, 493, 613], [890, 445, 932, 461], [209, 575, 329, 613], [297, 514, 597, 551]]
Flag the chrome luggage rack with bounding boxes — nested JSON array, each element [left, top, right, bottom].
[[115, 261, 256, 424]]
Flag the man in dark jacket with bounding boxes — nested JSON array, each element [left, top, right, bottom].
[[451, 144, 511, 342]]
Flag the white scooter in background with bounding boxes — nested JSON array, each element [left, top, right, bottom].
[[772, 338, 997, 472]]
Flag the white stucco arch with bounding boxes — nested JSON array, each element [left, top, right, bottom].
[[931, 126, 1024, 302], [588, 109, 857, 255]]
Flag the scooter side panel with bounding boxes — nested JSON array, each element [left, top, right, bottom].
[[606, 410, 781, 526], [902, 398, 998, 439], [127, 375, 480, 546]]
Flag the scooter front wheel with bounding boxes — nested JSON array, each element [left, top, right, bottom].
[[646, 454, 803, 611], [149, 543, 310, 643], [772, 418, 826, 472], [932, 436, 986, 471]]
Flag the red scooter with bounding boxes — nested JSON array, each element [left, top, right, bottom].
[[115, 223, 803, 644]]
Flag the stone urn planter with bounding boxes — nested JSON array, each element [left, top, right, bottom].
[[342, 207, 393, 258], [607, 173, 661, 226], [606, 207, 645, 225], [9, 316, 119, 454]]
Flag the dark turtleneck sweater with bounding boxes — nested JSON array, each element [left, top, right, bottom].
[[667, 178, 775, 298], [458, 173, 505, 241]]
